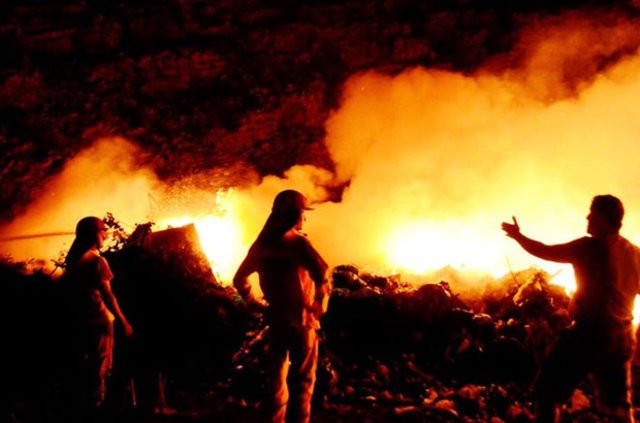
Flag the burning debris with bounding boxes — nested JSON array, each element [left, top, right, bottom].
[[1, 221, 637, 422]]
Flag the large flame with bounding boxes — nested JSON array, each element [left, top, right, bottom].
[[156, 190, 246, 283]]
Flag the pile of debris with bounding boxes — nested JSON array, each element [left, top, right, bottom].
[[0, 223, 623, 422]]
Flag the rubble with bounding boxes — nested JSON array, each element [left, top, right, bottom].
[[0, 227, 631, 422]]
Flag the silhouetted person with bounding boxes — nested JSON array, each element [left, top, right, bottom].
[[502, 195, 640, 423], [234, 190, 331, 423], [64, 216, 133, 417]]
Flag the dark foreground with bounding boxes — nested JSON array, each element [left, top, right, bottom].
[[3, 243, 640, 423]]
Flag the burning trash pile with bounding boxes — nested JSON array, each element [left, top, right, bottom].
[[0, 222, 627, 422]]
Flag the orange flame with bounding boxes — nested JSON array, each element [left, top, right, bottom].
[[156, 190, 247, 284]]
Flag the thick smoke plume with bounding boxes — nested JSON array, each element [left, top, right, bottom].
[[3, 10, 640, 289], [313, 10, 640, 285]]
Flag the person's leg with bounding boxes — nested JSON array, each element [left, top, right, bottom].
[[104, 322, 133, 414], [153, 372, 176, 415], [286, 328, 318, 423], [592, 324, 634, 423], [533, 327, 590, 423], [533, 396, 558, 423], [95, 320, 115, 409], [75, 322, 112, 421], [267, 326, 291, 423]]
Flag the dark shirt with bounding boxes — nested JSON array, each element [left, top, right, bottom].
[[534, 236, 640, 323]]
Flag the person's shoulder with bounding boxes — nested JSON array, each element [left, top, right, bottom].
[[78, 249, 101, 265], [290, 232, 313, 247], [96, 254, 110, 266], [282, 231, 315, 251], [618, 237, 640, 255], [570, 236, 593, 247], [569, 236, 606, 254], [86, 251, 109, 267], [95, 254, 114, 280]]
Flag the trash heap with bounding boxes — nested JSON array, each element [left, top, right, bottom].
[[325, 266, 575, 421], [0, 223, 626, 422]]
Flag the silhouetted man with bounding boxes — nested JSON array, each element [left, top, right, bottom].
[[502, 195, 640, 423], [234, 190, 330, 423]]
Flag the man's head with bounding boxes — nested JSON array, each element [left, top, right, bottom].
[[587, 194, 624, 236]]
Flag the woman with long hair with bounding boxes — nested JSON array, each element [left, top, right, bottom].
[[64, 216, 133, 412]]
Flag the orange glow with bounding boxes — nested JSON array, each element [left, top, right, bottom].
[[384, 221, 504, 276], [157, 190, 246, 284]]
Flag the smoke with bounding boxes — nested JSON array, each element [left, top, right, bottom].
[[0, 138, 163, 265], [309, 10, 640, 285], [3, 9, 640, 289], [0, 135, 334, 276], [490, 10, 640, 102]]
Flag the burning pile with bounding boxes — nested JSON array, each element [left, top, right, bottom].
[[3, 220, 639, 422]]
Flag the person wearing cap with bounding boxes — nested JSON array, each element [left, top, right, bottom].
[[64, 216, 133, 414], [502, 195, 640, 423], [234, 190, 330, 423]]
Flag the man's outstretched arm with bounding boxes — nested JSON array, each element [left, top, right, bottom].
[[502, 216, 578, 263]]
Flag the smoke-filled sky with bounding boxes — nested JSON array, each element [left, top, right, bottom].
[[2, 10, 640, 289], [312, 10, 640, 284]]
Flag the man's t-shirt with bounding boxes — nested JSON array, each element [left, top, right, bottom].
[[551, 236, 640, 323]]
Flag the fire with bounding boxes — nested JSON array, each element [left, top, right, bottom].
[[384, 222, 640, 324], [193, 216, 244, 282], [157, 190, 247, 284], [384, 219, 577, 289], [384, 221, 507, 276]]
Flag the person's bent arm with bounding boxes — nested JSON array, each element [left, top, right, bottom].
[[96, 256, 133, 336], [233, 256, 254, 300], [233, 247, 267, 312], [300, 239, 331, 316]]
